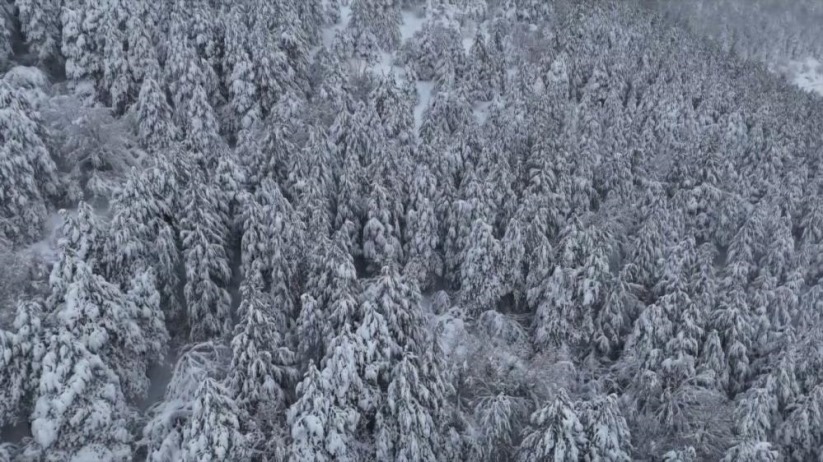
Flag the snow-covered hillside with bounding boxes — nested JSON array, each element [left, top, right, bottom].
[[3, 0, 823, 461]]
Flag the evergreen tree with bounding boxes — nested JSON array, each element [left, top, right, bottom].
[[517, 390, 588, 462], [180, 378, 247, 461], [142, 342, 232, 461], [135, 76, 179, 153], [720, 441, 778, 462], [362, 182, 404, 268], [104, 164, 182, 323], [474, 393, 525, 462], [16, 0, 60, 63], [288, 328, 366, 462], [0, 9, 10, 66], [578, 394, 632, 462], [226, 273, 297, 432], [777, 384, 823, 461], [363, 265, 428, 355], [28, 329, 134, 460], [376, 354, 447, 461], [464, 31, 504, 101], [61, 0, 104, 85], [0, 301, 43, 428], [460, 219, 503, 313], [0, 81, 58, 243], [348, 0, 401, 51], [403, 165, 442, 288], [180, 176, 232, 341]]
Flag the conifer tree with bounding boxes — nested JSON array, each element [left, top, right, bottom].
[[348, 0, 401, 51], [16, 0, 61, 63], [578, 394, 632, 462], [61, 0, 104, 85], [0, 81, 59, 243], [460, 219, 503, 313], [403, 165, 442, 288], [518, 390, 588, 462], [28, 334, 134, 460], [364, 265, 428, 356], [135, 76, 179, 154], [0, 301, 43, 428], [375, 354, 447, 462], [180, 176, 232, 341], [180, 378, 247, 462], [720, 441, 778, 462], [227, 272, 297, 432]]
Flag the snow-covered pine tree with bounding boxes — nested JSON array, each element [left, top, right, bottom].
[[363, 265, 428, 356], [183, 83, 226, 173], [375, 353, 448, 461], [180, 175, 233, 341], [403, 165, 442, 288], [0, 300, 43, 428], [460, 219, 503, 314], [400, 14, 466, 85], [517, 389, 588, 462], [464, 30, 504, 101], [223, 14, 261, 140], [720, 441, 778, 462], [288, 125, 335, 217], [295, 293, 326, 365], [135, 76, 180, 153], [287, 327, 366, 462], [734, 387, 777, 442], [48, 252, 157, 402], [348, 0, 401, 51], [100, 0, 134, 113], [711, 287, 755, 395], [142, 341, 231, 461], [15, 0, 60, 63], [474, 393, 526, 462], [362, 182, 404, 269], [578, 394, 632, 461], [104, 163, 183, 324], [126, 268, 169, 368], [777, 384, 823, 461], [28, 325, 135, 460], [60, 0, 103, 86], [227, 271, 297, 433], [180, 378, 248, 461], [355, 298, 395, 414], [0, 8, 10, 66], [0, 80, 58, 243], [26, 270, 138, 460], [303, 236, 362, 345]]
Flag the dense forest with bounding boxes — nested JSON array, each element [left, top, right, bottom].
[[1, 0, 823, 460]]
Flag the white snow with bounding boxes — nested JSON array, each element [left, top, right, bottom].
[[399, 10, 426, 43], [433, 308, 468, 359], [322, 5, 352, 50], [473, 101, 492, 125], [375, 52, 395, 76], [2, 65, 49, 89], [23, 212, 64, 264], [787, 57, 823, 96], [413, 81, 434, 134]]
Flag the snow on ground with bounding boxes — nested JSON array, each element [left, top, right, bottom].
[[473, 101, 492, 125], [773, 57, 823, 97], [414, 81, 435, 133], [788, 57, 823, 96], [375, 51, 396, 76], [322, 5, 352, 50], [400, 10, 427, 43], [23, 212, 64, 264]]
